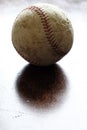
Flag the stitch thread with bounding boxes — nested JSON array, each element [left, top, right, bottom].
[[29, 6, 66, 57]]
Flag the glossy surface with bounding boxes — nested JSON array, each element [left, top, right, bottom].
[[0, 1, 87, 130]]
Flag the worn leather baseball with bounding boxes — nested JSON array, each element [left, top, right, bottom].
[[12, 3, 74, 66]]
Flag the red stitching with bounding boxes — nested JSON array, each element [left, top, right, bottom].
[[29, 6, 66, 57]]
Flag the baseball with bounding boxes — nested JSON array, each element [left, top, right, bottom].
[[12, 3, 74, 66]]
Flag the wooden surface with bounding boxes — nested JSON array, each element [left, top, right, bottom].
[[0, 1, 87, 130]]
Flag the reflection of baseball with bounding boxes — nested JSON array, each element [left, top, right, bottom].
[[12, 3, 74, 66]]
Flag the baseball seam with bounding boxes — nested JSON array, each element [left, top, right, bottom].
[[29, 6, 66, 57]]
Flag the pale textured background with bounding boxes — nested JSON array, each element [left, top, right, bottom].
[[0, 1, 87, 130], [0, 0, 87, 10]]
